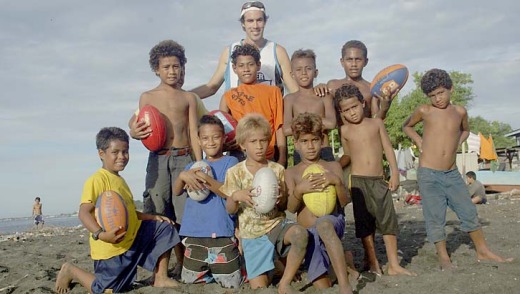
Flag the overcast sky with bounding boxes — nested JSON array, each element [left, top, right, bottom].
[[1, 0, 518, 219]]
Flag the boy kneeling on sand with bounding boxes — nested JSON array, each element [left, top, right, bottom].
[[56, 127, 180, 293]]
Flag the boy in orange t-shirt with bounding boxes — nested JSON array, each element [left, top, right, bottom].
[[219, 44, 286, 166]]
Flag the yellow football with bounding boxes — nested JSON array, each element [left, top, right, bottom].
[[302, 164, 336, 217]]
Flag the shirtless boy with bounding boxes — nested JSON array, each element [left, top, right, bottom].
[[283, 49, 336, 165], [327, 40, 394, 121], [336, 84, 415, 276], [129, 40, 202, 273], [32, 197, 44, 230], [403, 68, 512, 270], [285, 113, 352, 294]]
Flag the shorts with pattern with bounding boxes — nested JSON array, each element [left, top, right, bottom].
[[181, 237, 242, 288]]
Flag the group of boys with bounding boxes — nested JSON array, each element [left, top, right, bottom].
[[55, 34, 512, 294]]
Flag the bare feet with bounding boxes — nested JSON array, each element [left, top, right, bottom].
[[153, 275, 180, 288], [477, 249, 514, 263], [386, 264, 417, 276], [368, 266, 383, 277], [278, 283, 299, 294], [439, 258, 457, 271], [55, 263, 73, 294], [339, 284, 354, 294]]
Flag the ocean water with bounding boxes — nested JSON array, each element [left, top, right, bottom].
[[0, 214, 82, 235]]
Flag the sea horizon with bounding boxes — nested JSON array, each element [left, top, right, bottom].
[[0, 213, 82, 235]]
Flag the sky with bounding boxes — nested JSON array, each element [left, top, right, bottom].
[[0, 0, 519, 219]]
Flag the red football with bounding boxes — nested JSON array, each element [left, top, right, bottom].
[[370, 64, 409, 98], [95, 190, 128, 235], [137, 104, 167, 152], [209, 110, 238, 143]]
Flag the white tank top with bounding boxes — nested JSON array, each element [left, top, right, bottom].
[[225, 40, 283, 93]]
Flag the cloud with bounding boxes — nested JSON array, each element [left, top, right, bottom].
[[0, 0, 518, 218]]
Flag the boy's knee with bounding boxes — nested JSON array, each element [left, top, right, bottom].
[[316, 220, 336, 239], [289, 225, 308, 248]]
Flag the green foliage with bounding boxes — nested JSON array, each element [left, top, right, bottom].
[[469, 116, 515, 148], [385, 70, 475, 148]]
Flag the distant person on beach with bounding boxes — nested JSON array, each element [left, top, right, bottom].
[[403, 68, 513, 270], [283, 49, 337, 165], [172, 115, 241, 288], [32, 197, 44, 230], [335, 84, 415, 277], [466, 171, 487, 204], [191, 1, 298, 98], [55, 127, 180, 293]]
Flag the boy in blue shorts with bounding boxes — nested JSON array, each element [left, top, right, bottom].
[[173, 115, 242, 288], [221, 113, 308, 293], [285, 113, 352, 293], [55, 127, 180, 293], [403, 68, 512, 270]]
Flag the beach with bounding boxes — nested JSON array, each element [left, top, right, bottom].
[[1, 192, 519, 294]]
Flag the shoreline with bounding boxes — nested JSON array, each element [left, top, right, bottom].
[[1, 196, 519, 293]]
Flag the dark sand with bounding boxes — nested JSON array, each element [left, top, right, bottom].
[[1, 192, 519, 293]]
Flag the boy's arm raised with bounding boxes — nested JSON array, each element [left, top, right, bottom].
[[275, 44, 299, 94], [379, 120, 399, 191], [282, 95, 294, 136], [402, 105, 426, 151]]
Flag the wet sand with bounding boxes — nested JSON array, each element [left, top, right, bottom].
[[1, 192, 519, 293]]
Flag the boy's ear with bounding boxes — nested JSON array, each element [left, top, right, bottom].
[[257, 61, 261, 68], [232, 63, 238, 74], [364, 57, 369, 67], [98, 149, 105, 161], [315, 68, 319, 78]]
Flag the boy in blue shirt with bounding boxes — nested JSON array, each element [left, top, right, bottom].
[[173, 115, 242, 288]]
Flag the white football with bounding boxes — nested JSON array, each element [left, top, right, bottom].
[[187, 161, 213, 201], [252, 167, 279, 214]]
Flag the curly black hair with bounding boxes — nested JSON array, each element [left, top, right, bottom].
[[333, 84, 364, 108], [200, 114, 225, 135], [420, 68, 453, 95], [341, 40, 368, 59], [291, 112, 322, 141], [96, 127, 129, 151], [149, 40, 187, 72], [230, 44, 260, 65]]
